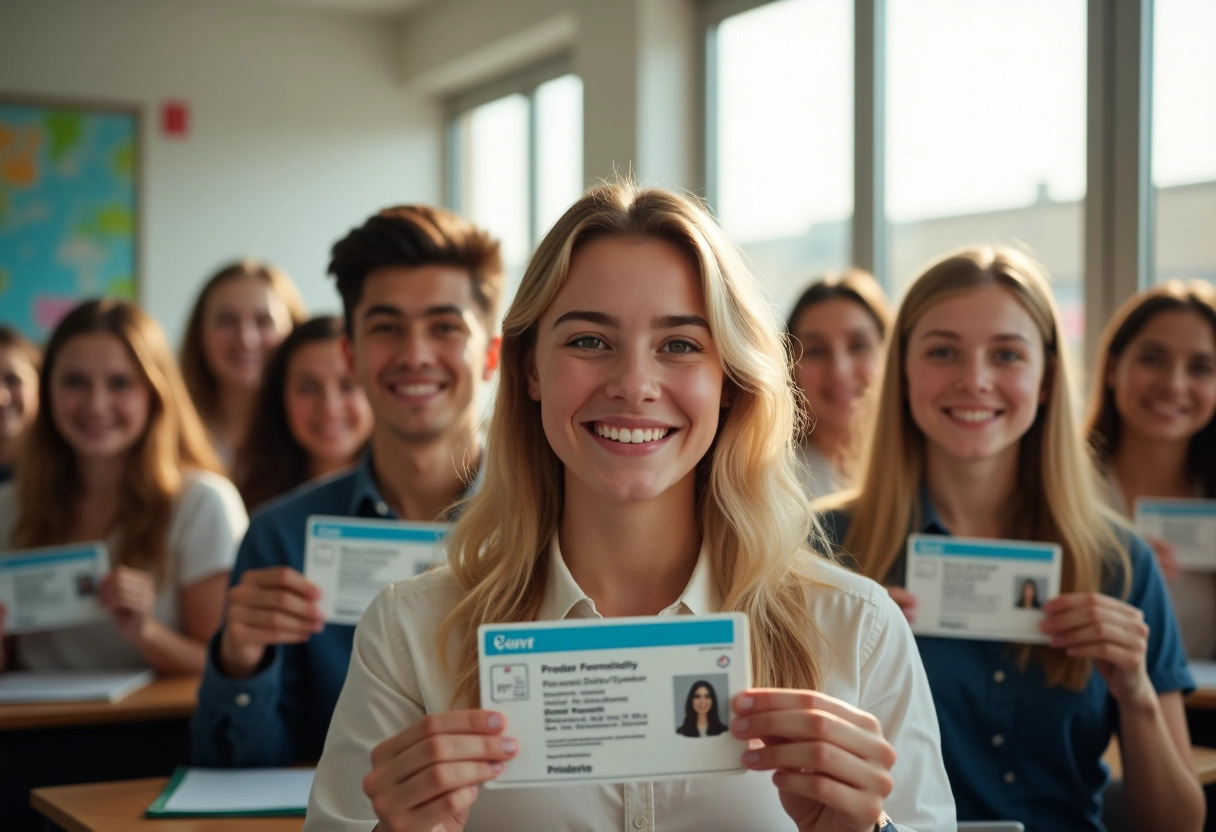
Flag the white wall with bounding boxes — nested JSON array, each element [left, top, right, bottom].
[[0, 0, 441, 343]]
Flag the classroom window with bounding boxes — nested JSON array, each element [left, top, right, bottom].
[[885, 0, 1087, 352], [448, 70, 584, 303], [1151, 0, 1216, 286], [707, 0, 853, 318]]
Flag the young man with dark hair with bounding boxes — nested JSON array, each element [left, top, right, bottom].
[[192, 206, 502, 766]]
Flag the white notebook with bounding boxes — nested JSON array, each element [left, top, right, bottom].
[[147, 767, 316, 817], [0, 669, 154, 703]]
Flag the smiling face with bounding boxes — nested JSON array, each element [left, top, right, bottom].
[[904, 284, 1047, 468], [0, 344, 39, 448], [691, 684, 714, 715], [283, 338, 373, 472], [50, 333, 152, 462], [791, 297, 883, 437], [348, 266, 497, 448], [201, 275, 294, 391], [527, 236, 729, 507], [1107, 308, 1216, 447]]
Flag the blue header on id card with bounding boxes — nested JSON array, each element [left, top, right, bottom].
[[1138, 502, 1216, 518], [483, 618, 735, 656], [309, 520, 446, 543], [911, 537, 1056, 561], [0, 544, 103, 571]]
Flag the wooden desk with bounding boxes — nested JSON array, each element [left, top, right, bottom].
[[0, 674, 198, 732], [1104, 739, 1216, 785], [1186, 687, 1216, 711], [32, 777, 303, 832]]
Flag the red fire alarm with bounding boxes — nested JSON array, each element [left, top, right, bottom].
[[162, 101, 189, 138]]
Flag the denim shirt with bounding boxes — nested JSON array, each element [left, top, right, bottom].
[[822, 495, 1193, 832], [191, 453, 482, 767]]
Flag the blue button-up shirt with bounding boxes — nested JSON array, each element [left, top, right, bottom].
[[191, 454, 482, 767], [822, 496, 1193, 832]]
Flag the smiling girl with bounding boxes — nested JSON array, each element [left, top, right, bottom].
[[785, 270, 891, 494], [180, 260, 307, 469], [818, 247, 1203, 830], [0, 300, 247, 674], [1085, 280, 1216, 661], [303, 184, 953, 832], [0, 326, 41, 484], [233, 316, 373, 511]]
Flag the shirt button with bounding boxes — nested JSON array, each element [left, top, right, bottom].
[[632, 816, 647, 829], [993, 670, 1006, 683], [235, 693, 251, 707], [374, 501, 389, 516], [992, 734, 1005, 747], [1004, 771, 1016, 784]]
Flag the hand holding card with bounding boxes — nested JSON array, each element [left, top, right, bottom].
[[733, 689, 895, 832], [1042, 593, 1153, 707], [220, 566, 324, 677], [361, 709, 517, 832]]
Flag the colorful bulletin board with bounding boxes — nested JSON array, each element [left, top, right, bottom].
[[0, 95, 140, 342]]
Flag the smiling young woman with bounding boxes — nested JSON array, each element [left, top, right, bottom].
[[817, 246, 1203, 831], [303, 183, 954, 832]]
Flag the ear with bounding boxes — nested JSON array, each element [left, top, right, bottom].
[[340, 333, 356, 374], [526, 348, 541, 401], [482, 335, 502, 381]]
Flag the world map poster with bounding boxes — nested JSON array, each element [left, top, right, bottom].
[[0, 98, 139, 342]]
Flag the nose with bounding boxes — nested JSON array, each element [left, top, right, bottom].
[[605, 346, 660, 405], [957, 352, 993, 393], [398, 328, 436, 369], [1166, 361, 1188, 394], [239, 320, 261, 349], [0, 385, 11, 408], [826, 346, 851, 381], [320, 385, 343, 419]]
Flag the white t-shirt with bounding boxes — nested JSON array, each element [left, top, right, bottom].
[[305, 540, 956, 831], [0, 470, 248, 670]]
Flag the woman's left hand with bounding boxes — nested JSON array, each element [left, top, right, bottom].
[[98, 566, 157, 645], [732, 689, 895, 832], [1041, 592, 1153, 707]]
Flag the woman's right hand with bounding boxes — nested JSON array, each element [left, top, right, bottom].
[[885, 587, 918, 624], [363, 709, 517, 832]]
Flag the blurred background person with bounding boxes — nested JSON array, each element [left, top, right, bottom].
[[0, 327, 41, 484], [784, 269, 891, 495], [233, 316, 373, 512], [180, 260, 307, 469]]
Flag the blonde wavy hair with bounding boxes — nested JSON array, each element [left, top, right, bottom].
[[440, 182, 828, 707], [820, 245, 1125, 690], [13, 299, 222, 585]]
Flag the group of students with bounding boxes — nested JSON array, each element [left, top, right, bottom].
[[0, 181, 1212, 831]]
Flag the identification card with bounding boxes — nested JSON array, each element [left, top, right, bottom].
[[1134, 498, 1216, 572], [0, 542, 109, 634], [303, 515, 448, 625], [905, 534, 1061, 643], [478, 613, 750, 789]]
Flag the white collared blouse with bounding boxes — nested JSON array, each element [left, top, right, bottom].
[[304, 541, 956, 831]]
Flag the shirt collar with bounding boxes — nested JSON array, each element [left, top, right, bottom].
[[536, 536, 721, 621], [348, 448, 487, 520], [917, 483, 950, 535]]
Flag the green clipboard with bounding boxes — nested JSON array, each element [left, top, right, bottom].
[[145, 766, 310, 818]]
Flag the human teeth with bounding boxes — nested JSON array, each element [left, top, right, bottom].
[[952, 409, 995, 422], [394, 383, 439, 396], [594, 424, 669, 444]]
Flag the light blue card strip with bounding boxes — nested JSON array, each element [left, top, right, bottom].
[[483, 618, 735, 656], [911, 537, 1056, 561], [309, 521, 446, 543], [0, 546, 102, 571], [1139, 503, 1216, 518]]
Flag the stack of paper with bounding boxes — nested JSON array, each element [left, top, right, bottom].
[[146, 767, 316, 818], [0, 669, 153, 703]]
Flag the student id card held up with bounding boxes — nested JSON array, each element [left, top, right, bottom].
[[478, 613, 750, 788], [905, 534, 1061, 644], [0, 542, 109, 634], [303, 516, 447, 625], [1134, 498, 1216, 572]]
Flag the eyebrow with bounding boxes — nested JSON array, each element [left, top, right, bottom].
[[1136, 339, 1216, 359], [552, 310, 710, 330], [918, 329, 1031, 344], [362, 303, 466, 320]]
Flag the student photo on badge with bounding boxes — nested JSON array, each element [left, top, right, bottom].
[[673, 675, 728, 737], [1014, 577, 1043, 609]]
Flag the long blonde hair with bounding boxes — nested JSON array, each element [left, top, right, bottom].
[[12, 300, 222, 584], [440, 182, 827, 707], [822, 245, 1125, 690]]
